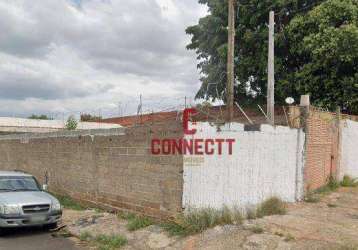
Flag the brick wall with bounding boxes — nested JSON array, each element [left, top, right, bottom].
[[289, 107, 340, 191], [0, 122, 183, 219]]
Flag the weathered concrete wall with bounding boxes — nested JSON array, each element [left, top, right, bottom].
[[0, 123, 183, 219], [182, 122, 305, 210], [0, 117, 122, 133], [341, 119, 358, 178]]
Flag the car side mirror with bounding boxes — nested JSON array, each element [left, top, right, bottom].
[[42, 184, 48, 191]]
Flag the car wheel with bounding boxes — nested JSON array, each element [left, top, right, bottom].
[[0, 227, 6, 236], [43, 222, 58, 231]]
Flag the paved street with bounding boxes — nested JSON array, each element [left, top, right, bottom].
[[0, 227, 83, 250]]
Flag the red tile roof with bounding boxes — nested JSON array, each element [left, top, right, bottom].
[[101, 105, 289, 127], [101, 111, 180, 127]]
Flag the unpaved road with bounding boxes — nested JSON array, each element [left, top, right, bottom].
[[13, 186, 356, 250], [0, 227, 83, 250]]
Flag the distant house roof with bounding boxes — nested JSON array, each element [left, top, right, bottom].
[[101, 105, 289, 127], [0, 117, 122, 133], [101, 111, 180, 127]]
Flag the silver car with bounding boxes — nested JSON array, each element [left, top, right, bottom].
[[0, 171, 62, 234]]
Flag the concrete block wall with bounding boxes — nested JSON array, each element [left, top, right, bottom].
[[182, 122, 305, 211], [0, 122, 184, 219]]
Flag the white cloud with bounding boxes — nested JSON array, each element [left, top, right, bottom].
[[0, 0, 207, 117]]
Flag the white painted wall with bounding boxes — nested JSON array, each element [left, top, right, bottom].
[[183, 122, 305, 210], [0, 117, 121, 133], [341, 119, 358, 178]]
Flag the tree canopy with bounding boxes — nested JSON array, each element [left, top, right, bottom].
[[28, 114, 53, 120], [186, 0, 358, 114], [80, 113, 102, 122]]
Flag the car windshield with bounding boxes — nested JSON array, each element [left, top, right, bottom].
[[0, 176, 40, 192]]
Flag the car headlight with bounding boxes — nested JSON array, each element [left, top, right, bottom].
[[0, 205, 21, 215], [51, 201, 62, 211]]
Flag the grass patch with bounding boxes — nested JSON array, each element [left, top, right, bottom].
[[256, 197, 286, 218], [305, 176, 341, 202], [337, 243, 358, 250], [95, 234, 127, 250], [341, 176, 358, 187], [161, 207, 243, 237], [118, 212, 153, 231], [304, 192, 320, 203], [274, 231, 284, 237], [79, 231, 127, 250], [54, 194, 86, 211], [79, 231, 93, 241], [246, 209, 257, 220], [328, 176, 340, 191], [327, 203, 338, 208], [284, 233, 295, 242], [315, 176, 340, 194], [126, 216, 153, 231], [117, 211, 136, 220], [251, 226, 264, 234]]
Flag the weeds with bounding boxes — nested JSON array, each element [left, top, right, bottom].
[[327, 203, 338, 208], [95, 234, 127, 250], [304, 176, 341, 203], [304, 192, 320, 203], [274, 231, 284, 237], [126, 216, 153, 231], [54, 194, 86, 211], [117, 211, 136, 220], [246, 209, 257, 220], [327, 176, 340, 191], [251, 226, 264, 234], [256, 197, 286, 218], [79, 231, 92, 241], [284, 233, 295, 242], [117, 212, 153, 231], [341, 176, 358, 187], [161, 207, 244, 237], [79, 231, 127, 250]]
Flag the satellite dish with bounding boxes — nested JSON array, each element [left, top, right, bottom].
[[285, 97, 295, 105]]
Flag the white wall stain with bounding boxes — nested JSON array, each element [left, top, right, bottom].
[[183, 122, 305, 210]]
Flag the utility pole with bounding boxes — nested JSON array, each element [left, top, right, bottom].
[[227, 0, 235, 122], [267, 11, 275, 125]]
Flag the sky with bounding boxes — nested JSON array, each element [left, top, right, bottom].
[[0, 0, 207, 119]]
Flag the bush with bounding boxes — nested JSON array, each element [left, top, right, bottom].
[[341, 176, 358, 187], [327, 176, 340, 191], [256, 197, 286, 218], [65, 115, 78, 130]]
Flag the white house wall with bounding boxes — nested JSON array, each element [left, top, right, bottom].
[[182, 122, 305, 210]]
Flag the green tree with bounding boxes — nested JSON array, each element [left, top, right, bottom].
[[187, 0, 358, 113], [80, 113, 102, 122], [28, 114, 53, 120], [65, 115, 78, 130]]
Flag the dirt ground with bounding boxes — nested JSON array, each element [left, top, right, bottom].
[[62, 187, 358, 250]]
